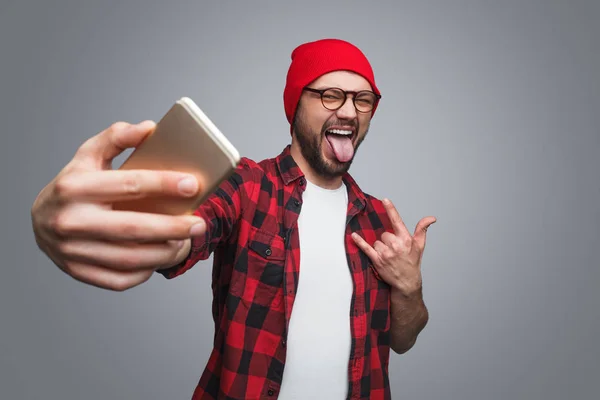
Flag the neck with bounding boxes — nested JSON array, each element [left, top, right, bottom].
[[290, 141, 344, 190]]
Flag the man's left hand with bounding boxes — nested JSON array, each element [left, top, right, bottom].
[[351, 198, 436, 297]]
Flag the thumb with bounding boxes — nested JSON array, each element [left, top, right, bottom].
[[413, 216, 436, 250], [75, 120, 156, 169]]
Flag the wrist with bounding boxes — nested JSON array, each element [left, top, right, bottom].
[[391, 283, 423, 301]]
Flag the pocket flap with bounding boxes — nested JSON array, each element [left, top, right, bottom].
[[248, 227, 286, 261]]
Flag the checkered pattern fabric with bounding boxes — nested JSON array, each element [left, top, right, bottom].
[[158, 145, 394, 399]]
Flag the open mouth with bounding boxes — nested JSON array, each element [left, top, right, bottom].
[[324, 127, 356, 163], [326, 128, 354, 137]]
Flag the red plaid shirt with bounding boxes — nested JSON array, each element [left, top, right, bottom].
[[158, 146, 394, 399]]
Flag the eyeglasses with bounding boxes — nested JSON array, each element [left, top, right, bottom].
[[303, 87, 381, 113]]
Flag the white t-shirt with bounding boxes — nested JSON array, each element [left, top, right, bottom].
[[278, 180, 353, 400]]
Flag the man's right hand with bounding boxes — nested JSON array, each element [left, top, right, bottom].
[[31, 121, 207, 291]]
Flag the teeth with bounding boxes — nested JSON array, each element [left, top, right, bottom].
[[327, 129, 352, 135]]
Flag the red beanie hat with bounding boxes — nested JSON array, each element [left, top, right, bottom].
[[283, 38, 381, 125]]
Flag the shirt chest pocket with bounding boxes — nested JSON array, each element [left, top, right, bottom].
[[248, 228, 286, 262], [232, 226, 286, 310]]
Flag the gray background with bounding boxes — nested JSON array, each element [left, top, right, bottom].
[[1, 0, 598, 399]]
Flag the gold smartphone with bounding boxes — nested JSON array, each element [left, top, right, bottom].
[[113, 97, 240, 215]]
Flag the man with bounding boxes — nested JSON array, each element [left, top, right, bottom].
[[31, 38, 436, 399]]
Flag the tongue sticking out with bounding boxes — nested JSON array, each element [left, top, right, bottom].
[[326, 134, 354, 163]]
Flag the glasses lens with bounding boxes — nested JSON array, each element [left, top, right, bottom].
[[354, 91, 377, 112], [321, 88, 345, 110]]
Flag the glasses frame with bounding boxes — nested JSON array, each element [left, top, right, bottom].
[[303, 87, 382, 113]]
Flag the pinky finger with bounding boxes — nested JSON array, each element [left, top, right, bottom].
[[65, 262, 154, 292]]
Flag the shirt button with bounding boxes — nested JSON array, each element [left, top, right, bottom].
[[265, 248, 272, 256], [268, 389, 275, 396], [282, 339, 286, 347], [299, 177, 305, 186], [294, 200, 300, 207]]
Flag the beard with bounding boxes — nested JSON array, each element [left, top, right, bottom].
[[292, 105, 368, 179]]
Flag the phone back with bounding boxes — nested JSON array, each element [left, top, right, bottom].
[[113, 100, 239, 215]]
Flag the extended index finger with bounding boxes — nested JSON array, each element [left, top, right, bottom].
[[351, 232, 381, 264], [382, 198, 411, 238]]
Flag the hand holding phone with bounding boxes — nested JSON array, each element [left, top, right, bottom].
[[30, 98, 240, 291], [113, 97, 241, 215]]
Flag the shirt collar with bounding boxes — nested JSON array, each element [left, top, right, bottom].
[[275, 145, 368, 211], [275, 145, 304, 186]]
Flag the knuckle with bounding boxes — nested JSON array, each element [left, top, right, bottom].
[[109, 278, 132, 292], [110, 271, 150, 292], [51, 210, 75, 237], [76, 137, 95, 157], [122, 172, 143, 196], [56, 240, 72, 257], [109, 121, 130, 133], [53, 175, 75, 200], [160, 173, 175, 193], [64, 261, 85, 280], [119, 252, 143, 269], [119, 221, 141, 239], [62, 261, 74, 275]]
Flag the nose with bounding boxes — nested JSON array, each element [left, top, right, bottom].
[[336, 94, 358, 120]]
